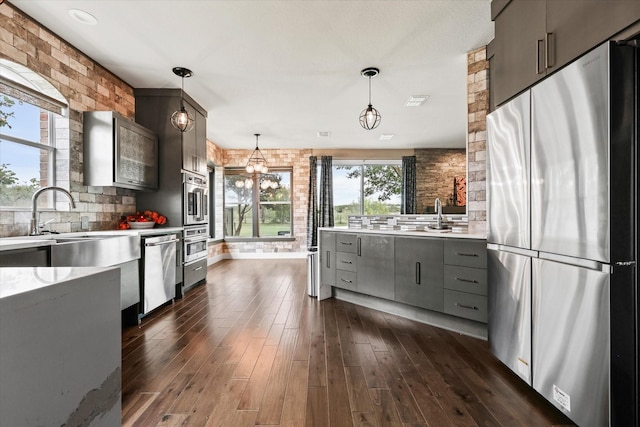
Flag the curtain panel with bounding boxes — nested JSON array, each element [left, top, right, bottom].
[[401, 155, 417, 214], [319, 156, 334, 227], [306, 156, 318, 249]]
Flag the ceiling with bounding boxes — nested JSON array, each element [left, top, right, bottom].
[[10, 0, 494, 150]]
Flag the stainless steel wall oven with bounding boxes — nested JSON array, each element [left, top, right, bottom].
[[183, 171, 208, 226]]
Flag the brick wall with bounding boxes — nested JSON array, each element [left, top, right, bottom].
[[415, 148, 466, 213], [467, 47, 488, 233], [0, 3, 137, 236]]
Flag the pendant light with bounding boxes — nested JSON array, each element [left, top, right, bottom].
[[359, 67, 382, 130], [245, 133, 269, 174], [170, 67, 195, 132]]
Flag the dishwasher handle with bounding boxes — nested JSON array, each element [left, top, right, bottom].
[[145, 238, 180, 247]]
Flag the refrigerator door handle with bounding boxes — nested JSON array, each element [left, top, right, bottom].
[[487, 243, 538, 258], [538, 251, 608, 272]]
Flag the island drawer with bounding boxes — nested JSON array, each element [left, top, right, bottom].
[[444, 265, 487, 295], [444, 239, 487, 269], [335, 270, 357, 291], [444, 289, 487, 323], [336, 252, 357, 272], [336, 233, 358, 254]]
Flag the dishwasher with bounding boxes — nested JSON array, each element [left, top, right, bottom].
[[140, 234, 179, 316]]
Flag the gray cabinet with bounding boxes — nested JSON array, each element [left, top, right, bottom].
[[181, 102, 207, 176], [356, 234, 394, 300], [0, 246, 49, 267], [443, 239, 487, 323], [83, 111, 158, 190], [490, 0, 640, 106], [319, 231, 336, 287], [395, 237, 443, 312]]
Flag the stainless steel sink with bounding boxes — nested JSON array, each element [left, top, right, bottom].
[[50, 234, 140, 267], [53, 235, 123, 244]]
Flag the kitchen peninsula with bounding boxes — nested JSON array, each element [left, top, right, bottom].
[[0, 267, 121, 426], [319, 215, 487, 338]]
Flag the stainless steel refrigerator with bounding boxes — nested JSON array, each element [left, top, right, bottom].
[[487, 41, 638, 427]]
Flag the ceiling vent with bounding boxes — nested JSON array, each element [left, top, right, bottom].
[[379, 134, 395, 140], [405, 95, 429, 107], [317, 131, 331, 137]]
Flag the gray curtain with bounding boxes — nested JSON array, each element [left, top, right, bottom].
[[306, 156, 318, 250], [319, 156, 334, 227], [401, 155, 417, 214]]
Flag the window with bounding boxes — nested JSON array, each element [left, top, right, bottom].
[[0, 94, 58, 208], [332, 161, 402, 226], [224, 168, 292, 238]]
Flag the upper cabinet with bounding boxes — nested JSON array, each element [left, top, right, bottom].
[[83, 111, 159, 191], [489, 0, 640, 107], [134, 89, 208, 178], [181, 101, 207, 176]]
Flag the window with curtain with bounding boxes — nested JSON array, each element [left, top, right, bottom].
[[330, 160, 402, 226], [0, 93, 58, 208], [223, 168, 292, 238]]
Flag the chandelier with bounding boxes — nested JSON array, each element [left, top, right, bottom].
[[234, 134, 278, 190]]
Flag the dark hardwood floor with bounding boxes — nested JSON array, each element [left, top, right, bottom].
[[122, 259, 575, 427]]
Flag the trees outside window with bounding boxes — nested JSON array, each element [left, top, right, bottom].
[[0, 94, 57, 208], [332, 162, 402, 225], [224, 168, 292, 238]]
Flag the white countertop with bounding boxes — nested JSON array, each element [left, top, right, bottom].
[[319, 226, 486, 240], [0, 266, 115, 299], [0, 227, 184, 252]]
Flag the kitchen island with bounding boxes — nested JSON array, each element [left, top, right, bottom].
[[0, 266, 121, 427], [319, 227, 487, 338]]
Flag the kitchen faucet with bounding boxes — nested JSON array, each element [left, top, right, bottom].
[[30, 186, 76, 236], [435, 198, 443, 229]]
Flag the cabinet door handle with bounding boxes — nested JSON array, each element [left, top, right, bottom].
[[456, 252, 478, 257], [341, 278, 353, 284], [456, 303, 479, 311], [340, 241, 353, 245], [326, 251, 330, 268], [357, 237, 361, 256], [545, 32, 554, 69], [340, 260, 353, 264], [455, 277, 479, 284], [536, 39, 545, 74], [416, 262, 421, 285]]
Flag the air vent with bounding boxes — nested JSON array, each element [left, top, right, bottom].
[[405, 95, 429, 107], [379, 134, 395, 140], [317, 131, 331, 137]]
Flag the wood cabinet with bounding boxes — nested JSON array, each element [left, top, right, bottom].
[[490, 0, 640, 107], [356, 234, 395, 300], [83, 111, 159, 190], [395, 237, 444, 312]]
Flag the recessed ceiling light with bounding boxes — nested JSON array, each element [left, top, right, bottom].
[[317, 131, 331, 137], [405, 95, 429, 107], [68, 9, 98, 26], [379, 134, 395, 140]]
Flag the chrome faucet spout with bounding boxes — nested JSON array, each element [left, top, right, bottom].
[[435, 198, 443, 229], [30, 186, 76, 236]]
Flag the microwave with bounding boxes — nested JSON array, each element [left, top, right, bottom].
[[183, 171, 208, 226]]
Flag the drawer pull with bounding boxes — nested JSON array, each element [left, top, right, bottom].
[[456, 303, 479, 311], [456, 252, 478, 257], [327, 251, 330, 268], [416, 262, 421, 285], [194, 266, 203, 271], [455, 277, 479, 284], [340, 241, 353, 245], [340, 260, 353, 264], [341, 278, 353, 284]]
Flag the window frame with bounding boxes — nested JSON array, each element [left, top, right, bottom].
[[0, 95, 57, 209], [223, 167, 294, 241]]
